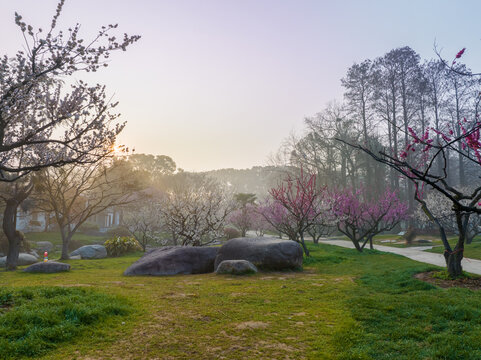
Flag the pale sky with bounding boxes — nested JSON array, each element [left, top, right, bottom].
[[1, 0, 481, 171]]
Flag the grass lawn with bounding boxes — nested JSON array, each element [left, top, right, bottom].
[[25, 232, 108, 247], [2, 244, 481, 359], [23, 232, 109, 258], [426, 237, 481, 260]]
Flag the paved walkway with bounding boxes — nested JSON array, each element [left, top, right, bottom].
[[320, 239, 481, 276]]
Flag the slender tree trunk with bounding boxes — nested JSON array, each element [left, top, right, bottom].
[[299, 232, 310, 257], [4, 199, 20, 271], [350, 229, 363, 252], [4, 183, 32, 270], [60, 227, 72, 260], [444, 212, 468, 278]]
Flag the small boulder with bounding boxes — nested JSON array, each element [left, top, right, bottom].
[[35, 241, 53, 253], [70, 245, 107, 259], [29, 250, 40, 259], [216, 260, 257, 275], [124, 246, 218, 276], [215, 237, 303, 271], [24, 261, 70, 273], [0, 253, 39, 267]]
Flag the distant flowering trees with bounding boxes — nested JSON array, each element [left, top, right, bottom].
[[227, 193, 257, 237], [260, 170, 330, 256], [260, 169, 408, 256], [331, 188, 408, 251], [228, 203, 257, 237]]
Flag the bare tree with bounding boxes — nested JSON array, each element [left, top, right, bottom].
[[121, 192, 165, 251], [160, 174, 234, 246], [35, 160, 137, 259]]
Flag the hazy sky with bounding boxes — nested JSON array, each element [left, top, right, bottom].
[[1, 0, 481, 171]]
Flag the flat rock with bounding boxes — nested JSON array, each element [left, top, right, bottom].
[[124, 246, 218, 276], [24, 261, 70, 273], [216, 259, 257, 275], [214, 237, 303, 271], [35, 241, 53, 252], [70, 245, 107, 259], [0, 253, 39, 267]]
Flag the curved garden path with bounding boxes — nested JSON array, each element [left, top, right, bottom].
[[320, 239, 481, 275]]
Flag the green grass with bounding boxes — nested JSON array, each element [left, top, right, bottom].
[[25, 231, 108, 247], [2, 244, 481, 358], [0, 286, 131, 359], [23, 231, 109, 258], [427, 238, 481, 260]]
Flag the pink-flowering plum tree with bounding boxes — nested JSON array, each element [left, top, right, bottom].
[[227, 193, 257, 237], [227, 203, 258, 237], [260, 170, 329, 256], [0, 0, 140, 182], [331, 188, 408, 252]]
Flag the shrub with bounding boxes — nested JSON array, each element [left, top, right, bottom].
[[224, 227, 241, 240], [104, 236, 141, 257], [106, 226, 131, 238]]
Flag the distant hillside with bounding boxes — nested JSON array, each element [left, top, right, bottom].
[[202, 166, 286, 199]]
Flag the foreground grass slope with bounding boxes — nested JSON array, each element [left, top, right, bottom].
[[1, 244, 481, 359], [0, 287, 130, 359]]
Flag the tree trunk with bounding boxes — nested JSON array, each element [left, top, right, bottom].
[[444, 250, 463, 278], [60, 228, 72, 260], [299, 233, 310, 257], [4, 199, 22, 270], [352, 237, 363, 252]]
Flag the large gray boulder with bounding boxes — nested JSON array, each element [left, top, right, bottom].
[[0, 253, 39, 267], [124, 246, 218, 276], [214, 237, 303, 271], [216, 259, 258, 275], [24, 261, 70, 273], [70, 245, 107, 259], [35, 241, 53, 253]]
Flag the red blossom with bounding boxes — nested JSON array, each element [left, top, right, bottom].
[[455, 48, 466, 59]]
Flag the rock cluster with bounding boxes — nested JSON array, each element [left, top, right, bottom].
[[124, 237, 303, 276]]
